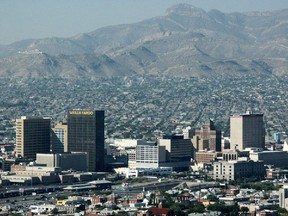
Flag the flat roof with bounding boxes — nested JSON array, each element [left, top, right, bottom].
[[88, 180, 111, 184], [63, 185, 96, 190], [63, 180, 111, 190], [251, 151, 286, 154], [231, 113, 263, 117]]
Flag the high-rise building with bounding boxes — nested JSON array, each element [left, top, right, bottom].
[[136, 142, 166, 169], [230, 112, 265, 151], [194, 119, 222, 152], [67, 110, 104, 172], [159, 134, 192, 171], [52, 122, 68, 153], [16, 116, 51, 160]]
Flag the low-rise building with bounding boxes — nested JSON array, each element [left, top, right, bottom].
[[9, 164, 61, 184], [250, 150, 288, 168], [195, 151, 222, 164], [213, 160, 265, 181], [59, 174, 74, 184], [148, 207, 173, 216], [1, 175, 40, 185], [29, 204, 56, 214], [256, 210, 278, 216], [0, 157, 33, 171], [11, 164, 61, 176], [36, 152, 88, 171], [113, 139, 146, 148], [63, 180, 111, 192], [279, 185, 288, 210], [266, 168, 288, 180]]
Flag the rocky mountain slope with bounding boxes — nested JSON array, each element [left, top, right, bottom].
[[0, 4, 287, 80]]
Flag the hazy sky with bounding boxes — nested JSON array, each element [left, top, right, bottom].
[[1, 0, 288, 45]]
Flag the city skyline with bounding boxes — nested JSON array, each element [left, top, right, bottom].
[[1, 1, 288, 213]]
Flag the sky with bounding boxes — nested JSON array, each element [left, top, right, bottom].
[[1, 0, 288, 45]]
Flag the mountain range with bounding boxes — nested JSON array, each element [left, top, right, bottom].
[[1, 4, 288, 80]]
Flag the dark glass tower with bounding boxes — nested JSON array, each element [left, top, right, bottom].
[[67, 110, 104, 171]]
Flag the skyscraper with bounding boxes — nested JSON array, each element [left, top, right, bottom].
[[16, 116, 51, 160], [230, 111, 265, 151], [194, 119, 222, 152], [52, 122, 68, 153], [67, 110, 104, 172]]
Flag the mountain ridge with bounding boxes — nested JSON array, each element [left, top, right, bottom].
[[0, 4, 288, 80]]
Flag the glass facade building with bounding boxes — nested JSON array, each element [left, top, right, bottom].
[[52, 128, 65, 153], [52, 122, 68, 153], [67, 110, 104, 172]]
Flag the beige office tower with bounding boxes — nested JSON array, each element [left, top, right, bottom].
[[230, 112, 265, 151], [16, 116, 51, 160]]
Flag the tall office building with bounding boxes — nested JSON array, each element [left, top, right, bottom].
[[67, 110, 104, 172], [52, 122, 68, 153], [230, 112, 265, 151], [194, 119, 222, 152], [136, 142, 166, 169], [16, 116, 51, 160], [159, 134, 192, 171]]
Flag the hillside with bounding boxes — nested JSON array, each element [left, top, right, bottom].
[[0, 4, 287, 79]]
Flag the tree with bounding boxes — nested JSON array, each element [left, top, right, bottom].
[[50, 208, 59, 215], [170, 203, 185, 216], [114, 173, 125, 181], [239, 206, 249, 215], [207, 194, 219, 202], [149, 193, 156, 205], [189, 202, 205, 213], [86, 199, 92, 206], [277, 207, 288, 215], [112, 205, 120, 210], [207, 202, 239, 215], [95, 204, 105, 210], [162, 193, 174, 207]]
